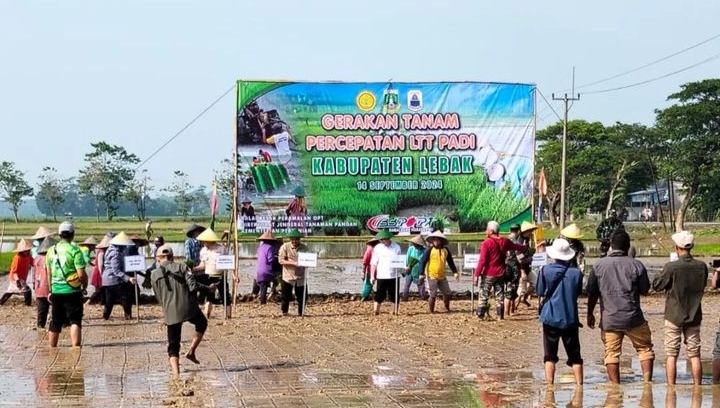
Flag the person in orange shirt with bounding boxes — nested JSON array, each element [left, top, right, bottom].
[[0, 239, 34, 306]]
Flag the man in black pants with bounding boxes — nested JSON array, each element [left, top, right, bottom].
[[278, 229, 308, 316], [150, 245, 216, 378]]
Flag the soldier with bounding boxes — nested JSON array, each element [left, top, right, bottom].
[[596, 209, 624, 257]]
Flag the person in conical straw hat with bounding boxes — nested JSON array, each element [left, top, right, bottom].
[[418, 231, 458, 313], [559, 223, 585, 270], [79, 236, 98, 266], [102, 232, 139, 320], [33, 236, 57, 329], [359, 236, 382, 302], [88, 233, 113, 305], [369, 229, 402, 316], [278, 229, 309, 316], [192, 229, 232, 319], [31, 226, 54, 258], [402, 235, 428, 302], [255, 230, 282, 305], [0, 239, 34, 306], [511, 221, 539, 313]]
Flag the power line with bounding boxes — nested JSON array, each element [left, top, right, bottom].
[[135, 84, 237, 170], [563, 33, 720, 92], [583, 52, 720, 95], [536, 89, 563, 121]]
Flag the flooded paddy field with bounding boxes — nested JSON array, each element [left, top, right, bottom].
[[2, 293, 720, 406]]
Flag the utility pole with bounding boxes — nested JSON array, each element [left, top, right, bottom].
[[551, 92, 580, 229]]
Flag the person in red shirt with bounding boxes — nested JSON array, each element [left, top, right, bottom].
[[473, 221, 527, 320]]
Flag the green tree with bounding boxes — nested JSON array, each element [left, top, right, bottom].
[[123, 170, 153, 221], [164, 171, 195, 220], [656, 79, 720, 231], [77, 142, 140, 221], [36, 167, 71, 221], [0, 161, 34, 223]]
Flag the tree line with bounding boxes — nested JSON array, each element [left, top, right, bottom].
[[0, 142, 234, 222], [1, 79, 718, 231]]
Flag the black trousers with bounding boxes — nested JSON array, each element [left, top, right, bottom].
[[37, 297, 50, 328], [542, 324, 583, 366], [280, 281, 306, 316], [103, 283, 133, 319], [166, 313, 208, 358], [0, 291, 32, 306]]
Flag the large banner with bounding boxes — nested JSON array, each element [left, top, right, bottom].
[[235, 81, 535, 234]]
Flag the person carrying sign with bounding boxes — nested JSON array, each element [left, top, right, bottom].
[[278, 229, 308, 316], [370, 229, 402, 316], [536, 239, 584, 385], [45, 222, 87, 348], [418, 231, 458, 313]]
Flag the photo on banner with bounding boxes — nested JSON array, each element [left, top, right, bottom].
[[235, 81, 535, 235]]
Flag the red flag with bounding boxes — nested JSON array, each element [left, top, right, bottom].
[[538, 167, 547, 197]]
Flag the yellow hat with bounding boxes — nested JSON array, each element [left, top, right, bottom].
[[560, 223, 583, 239], [196, 228, 222, 242], [520, 221, 538, 233]]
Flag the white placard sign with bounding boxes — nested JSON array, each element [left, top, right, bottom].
[[670, 252, 679, 262], [464, 254, 480, 269], [531, 252, 548, 267], [390, 255, 406, 269], [298, 252, 318, 268], [215, 255, 235, 270], [124, 255, 146, 272]]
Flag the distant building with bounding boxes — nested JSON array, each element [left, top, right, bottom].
[[626, 182, 684, 221]]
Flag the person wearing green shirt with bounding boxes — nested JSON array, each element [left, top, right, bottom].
[[45, 222, 87, 348]]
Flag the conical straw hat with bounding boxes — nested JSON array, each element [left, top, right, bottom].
[[13, 238, 33, 253], [96, 235, 113, 249], [82, 236, 98, 246], [196, 228, 222, 242], [256, 230, 281, 241], [109, 232, 135, 246], [407, 235, 426, 246], [560, 223, 583, 239], [31, 226, 53, 240]]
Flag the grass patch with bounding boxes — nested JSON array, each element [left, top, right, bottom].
[[0, 252, 12, 274]]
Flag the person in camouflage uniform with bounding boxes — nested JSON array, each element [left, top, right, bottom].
[[503, 224, 523, 317], [596, 210, 624, 257], [513, 222, 537, 310]]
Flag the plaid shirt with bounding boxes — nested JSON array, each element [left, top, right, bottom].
[[184, 238, 202, 267]]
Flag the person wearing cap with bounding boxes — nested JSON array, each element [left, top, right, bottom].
[[279, 229, 309, 316], [510, 221, 539, 314], [45, 221, 87, 347], [150, 244, 217, 378], [192, 229, 232, 319], [536, 239, 584, 385], [0, 239, 34, 306], [184, 223, 206, 269], [88, 233, 113, 305], [586, 229, 654, 383], [33, 236, 56, 328], [473, 221, 527, 320], [102, 232, 139, 320], [652, 230, 707, 386], [402, 235, 427, 302], [255, 231, 281, 305], [370, 229, 402, 315], [147, 236, 165, 271], [418, 231, 458, 313]]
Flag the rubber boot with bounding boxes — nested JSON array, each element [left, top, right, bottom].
[[496, 304, 505, 320], [428, 297, 436, 313], [443, 296, 451, 312]]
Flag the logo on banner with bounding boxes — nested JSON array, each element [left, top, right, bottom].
[[356, 91, 376, 112], [382, 88, 401, 113], [407, 90, 423, 111], [366, 215, 434, 233]]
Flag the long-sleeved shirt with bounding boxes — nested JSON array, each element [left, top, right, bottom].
[[586, 250, 650, 331], [184, 238, 201, 267], [362, 245, 374, 275], [536, 261, 583, 329], [473, 236, 527, 278], [9, 253, 32, 284], [405, 246, 425, 282], [370, 242, 402, 279], [652, 254, 708, 327], [419, 246, 457, 280], [102, 245, 130, 286], [151, 261, 211, 326], [33, 255, 50, 298], [256, 241, 276, 282]]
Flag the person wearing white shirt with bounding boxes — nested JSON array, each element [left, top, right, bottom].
[[370, 229, 402, 315]]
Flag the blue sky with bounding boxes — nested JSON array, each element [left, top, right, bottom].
[[1, 0, 718, 190]]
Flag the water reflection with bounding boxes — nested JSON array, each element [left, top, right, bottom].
[[36, 369, 86, 399], [542, 385, 583, 408]]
